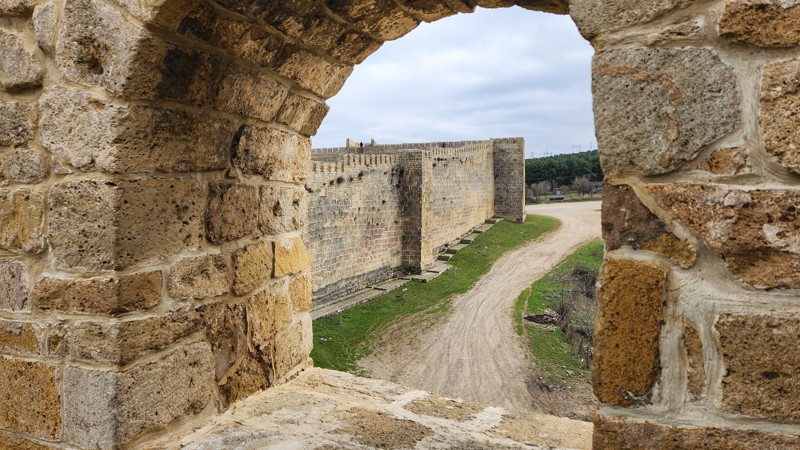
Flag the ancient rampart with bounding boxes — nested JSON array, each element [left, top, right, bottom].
[[305, 139, 524, 303]]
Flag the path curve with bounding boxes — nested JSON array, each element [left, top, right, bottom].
[[359, 201, 602, 412]]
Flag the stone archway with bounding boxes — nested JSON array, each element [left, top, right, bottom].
[[0, 0, 798, 448]]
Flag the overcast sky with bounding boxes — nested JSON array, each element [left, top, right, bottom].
[[312, 7, 596, 158]]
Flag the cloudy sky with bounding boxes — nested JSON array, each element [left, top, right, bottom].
[[312, 6, 596, 158]]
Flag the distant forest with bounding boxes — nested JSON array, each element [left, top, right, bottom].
[[524, 150, 603, 188]]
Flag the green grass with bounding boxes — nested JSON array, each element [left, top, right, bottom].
[[514, 238, 604, 382], [311, 214, 561, 373]]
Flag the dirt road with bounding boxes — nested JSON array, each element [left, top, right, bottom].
[[359, 201, 602, 415]]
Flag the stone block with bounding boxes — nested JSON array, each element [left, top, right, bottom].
[[206, 183, 259, 244], [274, 237, 311, 277], [0, 148, 46, 185], [649, 184, 800, 289], [602, 184, 696, 268], [402, 0, 457, 22], [0, 0, 34, 15], [326, 0, 419, 41], [218, 351, 272, 406], [214, 71, 288, 122], [273, 314, 312, 379], [760, 58, 800, 175], [274, 47, 354, 99], [259, 184, 307, 235], [247, 286, 292, 347], [0, 259, 28, 311], [33, 2, 57, 54], [0, 188, 44, 253], [593, 417, 800, 449], [699, 147, 750, 176], [593, 48, 740, 175], [169, 255, 230, 300], [717, 314, 800, 422], [0, 101, 36, 146], [39, 86, 236, 173], [63, 341, 216, 447], [276, 92, 329, 137], [0, 357, 61, 439], [232, 241, 274, 295], [571, 0, 692, 39], [289, 274, 312, 312], [0, 429, 49, 450], [48, 180, 117, 270], [0, 319, 39, 355], [329, 30, 382, 65], [683, 323, 705, 401], [720, 0, 800, 47], [200, 300, 248, 381], [593, 259, 666, 406], [33, 272, 161, 315], [0, 30, 43, 92], [233, 125, 311, 182]]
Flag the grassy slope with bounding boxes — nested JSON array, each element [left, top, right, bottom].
[[311, 214, 560, 373], [514, 238, 604, 381]]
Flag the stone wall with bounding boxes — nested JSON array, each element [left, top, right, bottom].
[[1, 0, 798, 448], [306, 139, 523, 304]]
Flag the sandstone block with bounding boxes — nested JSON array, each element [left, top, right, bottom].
[[593, 48, 740, 175], [720, 0, 800, 47], [0, 259, 28, 311], [683, 323, 705, 401], [233, 125, 310, 182], [0, 357, 61, 439], [0, 319, 39, 355], [0, 148, 46, 185], [0, 188, 44, 253], [594, 259, 666, 406], [276, 92, 329, 137], [699, 147, 750, 176], [274, 47, 354, 99], [48, 180, 116, 270], [0, 30, 43, 92], [247, 286, 292, 347], [594, 416, 800, 449], [401, 0, 457, 21], [200, 300, 248, 381], [717, 314, 800, 422], [760, 58, 800, 175], [259, 184, 307, 235], [169, 255, 230, 300], [0, 429, 48, 450], [232, 241, 273, 295], [218, 351, 272, 406], [649, 184, 800, 289], [63, 341, 216, 447], [0, 0, 34, 15], [329, 31, 382, 65], [33, 2, 57, 54], [273, 314, 312, 380], [274, 237, 311, 277], [289, 274, 312, 312], [327, 0, 419, 41], [571, 0, 692, 39], [206, 183, 259, 244], [0, 101, 36, 146], [33, 272, 161, 315], [214, 71, 288, 122]]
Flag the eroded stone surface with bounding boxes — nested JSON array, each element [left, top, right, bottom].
[[404, 395, 484, 421], [0, 358, 61, 439], [33, 272, 161, 315], [699, 147, 750, 176], [169, 255, 230, 300], [649, 184, 800, 289], [274, 236, 311, 277], [289, 274, 312, 312], [273, 315, 312, 379], [259, 184, 307, 235], [336, 407, 433, 448], [593, 48, 740, 175], [0, 30, 43, 91], [233, 125, 311, 183], [0, 188, 44, 253], [327, 0, 420, 41], [206, 183, 259, 244], [0, 101, 36, 147], [33, 2, 57, 54], [0, 259, 27, 311], [232, 241, 273, 295], [717, 314, 800, 422], [0, 148, 46, 185], [594, 259, 666, 406], [0, 319, 39, 355], [720, 0, 800, 47], [200, 300, 248, 382], [683, 323, 705, 401], [571, 0, 693, 39], [760, 58, 800, 174], [247, 287, 292, 347]]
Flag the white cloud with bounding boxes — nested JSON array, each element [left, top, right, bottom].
[[313, 6, 596, 157]]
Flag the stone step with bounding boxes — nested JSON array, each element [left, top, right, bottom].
[[474, 224, 492, 234], [407, 271, 439, 283], [370, 278, 409, 291], [485, 217, 503, 224], [426, 262, 451, 274], [460, 233, 478, 244], [438, 253, 453, 261], [446, 243, 468, 254], [311, 289, 383, 320]]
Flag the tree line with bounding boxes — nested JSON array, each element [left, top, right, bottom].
[[525, 150, 603, 188]]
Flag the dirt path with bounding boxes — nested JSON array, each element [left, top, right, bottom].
[[359, 201, 602, 416]]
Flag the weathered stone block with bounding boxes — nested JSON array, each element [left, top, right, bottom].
[[571, 0, 692, 39], [0, 319, 39, 355], [169, 255, 230, 300], [206, 183, 259, 244], [0, 30, 43, 92], [0, 259, 28, 311], [593, 417, 800, 449], [760, 58, 800, 175], [0, 148, 46, 185], [218, 351, 271, 406], [233, 125, 311, 182], [289, 274, 312, 312], [0, 188, 44, 253], [594, 259, 666, 406], [593, 48, 740, 175], [0, 101, 36, 147], [274, 47, 354, 99], [259, 184, 307, 235], [0, 357, 61, 439], [63, 341, 216, 447], [247, 287, 292, 346], [329, 30, 382, 65], [0, 429, 48, 450], [699, 147, 750, 176], [720, 0, 800, 47], [33, 2, 57, 54], [326, 0, 419, 41], [274, 237, 311, 277], [276, 92, 329, 137], [717, 314, 800, 422], [200, 300, 248, 381], [402, 0, 457, 22], [214, 70, 288, 122], [232, 241, 274, 295], [273, 314, 312, 379], [683, 323, 705, 401], [33, 272, 161, 315], [649, 184, 800, 289], [0, 0, 35, 15]]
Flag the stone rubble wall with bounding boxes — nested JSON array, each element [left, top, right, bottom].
[[306, 139, 524, 304]]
